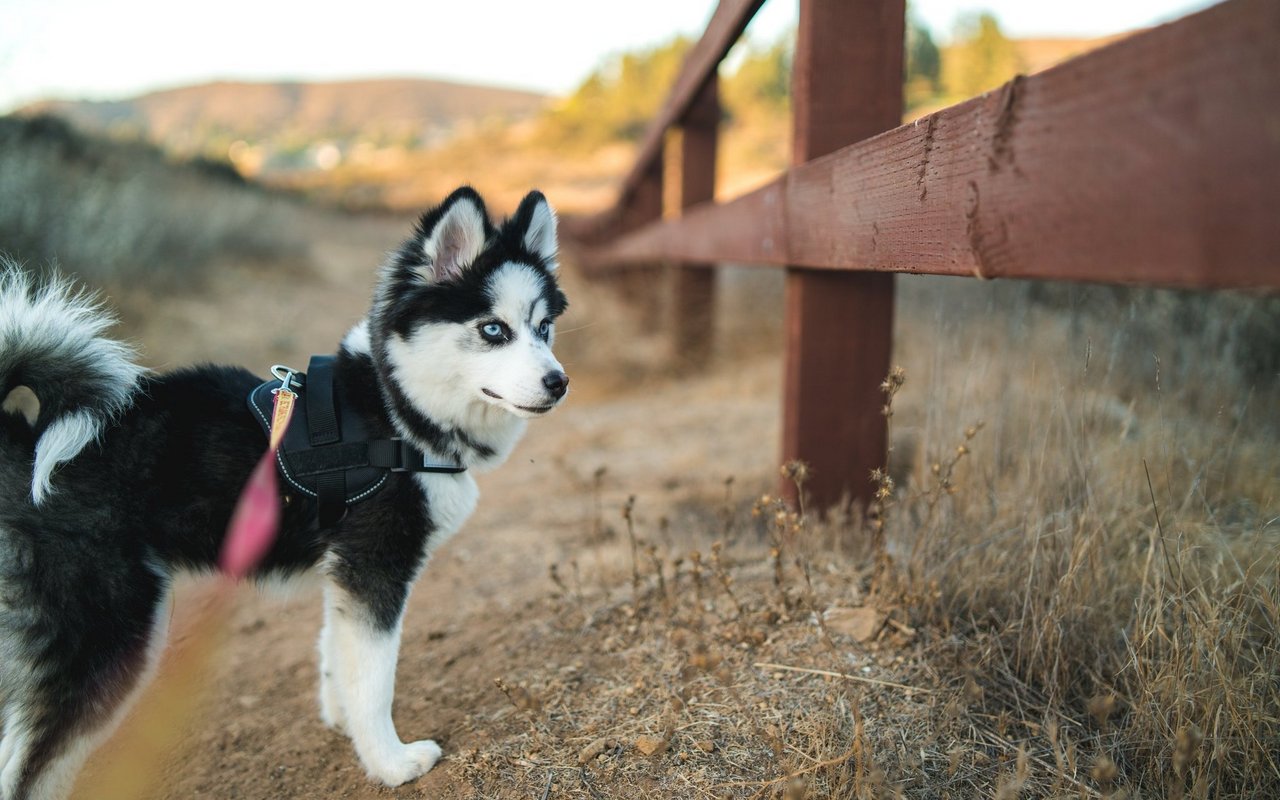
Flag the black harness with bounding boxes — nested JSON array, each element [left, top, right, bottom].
[[247, 355, 464, 528]]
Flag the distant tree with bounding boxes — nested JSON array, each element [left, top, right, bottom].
[[540, 37, 691, 147], [942, 12, 1024, 100], [905, 8, 943, 110], [722, 36, 792, 123]]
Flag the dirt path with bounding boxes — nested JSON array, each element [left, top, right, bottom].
[[74, 210, 787, 799]]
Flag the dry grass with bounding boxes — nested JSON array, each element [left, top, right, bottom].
[[0, 114, 305, 289], [442, 273, 1278, 799], [447, 457, 1277, 798], [869, 280, 1280, 798]]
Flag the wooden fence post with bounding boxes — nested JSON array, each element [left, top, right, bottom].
[[673, 74, 719, 369], [618, 150, 665, 330], [781, 0, 905, 511]]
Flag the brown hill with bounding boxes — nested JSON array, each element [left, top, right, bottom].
[[23, 78, 548, 156]]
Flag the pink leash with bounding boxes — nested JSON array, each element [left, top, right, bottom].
[[219, 366, 298, 578]]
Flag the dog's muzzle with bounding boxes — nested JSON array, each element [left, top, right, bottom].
[[542, 370, 569, 400]]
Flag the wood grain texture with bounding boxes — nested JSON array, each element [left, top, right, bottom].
[[587, 0, 1280, 291], [781, 0, 903, 512]]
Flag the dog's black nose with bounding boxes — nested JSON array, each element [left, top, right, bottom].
[[542, 370, 569, 399]]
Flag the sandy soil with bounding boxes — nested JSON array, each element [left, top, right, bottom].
[[71, 209, 791, 799]]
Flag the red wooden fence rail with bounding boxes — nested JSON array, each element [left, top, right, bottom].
[[565, 0, 1280, 511]]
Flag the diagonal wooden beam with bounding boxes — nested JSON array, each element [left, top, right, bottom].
[[583, 0, 1280, 292], [615, 0, 765, 207]]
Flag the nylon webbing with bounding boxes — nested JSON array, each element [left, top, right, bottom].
[[306, 355, 341, 446]]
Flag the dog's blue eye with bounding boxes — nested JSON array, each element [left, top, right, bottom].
[[479, 322, 509, 343], [538, 319, 551, 339]]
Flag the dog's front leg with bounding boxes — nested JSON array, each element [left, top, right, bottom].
[[323, 582, 441, 786], [317, 585, 348, 732]]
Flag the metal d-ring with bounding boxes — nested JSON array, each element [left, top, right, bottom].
[[270, 364, 300, 392]]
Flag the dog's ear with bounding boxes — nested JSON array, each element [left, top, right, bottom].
[[513, 190, 558, 270], [418, 187, 489, 282]]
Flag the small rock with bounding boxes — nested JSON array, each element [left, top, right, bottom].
[[578, 737, 616, 764], [694, 739, 716, 753], [824, 606, 887, 642], [634, 735, 667, 756]]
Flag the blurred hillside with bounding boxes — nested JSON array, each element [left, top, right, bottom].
[[14, 16, 1111, 215], [282, 19, 1113, 213], [0, 114, 304, 287], [22, 78, 547, 179]]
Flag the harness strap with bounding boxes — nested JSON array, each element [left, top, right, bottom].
[[287, 440, 467, 476], [248, 354, 467, 532], [367, 439, 467, 473], [315, 471, 347, 528], [306, 355, 341, 446], [306, 355, 344, 526]]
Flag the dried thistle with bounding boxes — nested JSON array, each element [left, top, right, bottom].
[[921, 419, 984, 514], [646, 543, 669, 614], [589, 465, 607, 542], [780, 460, 810, 487], [690, 550, 704, 605], [710, 541, 746, 619], [1172, 723, 1203, 778], [1088, 693, 1119, 730], [494, 677, 542, 722], [719, 476, 737, 541], [548, 563, 569, 597], [623, 495, 641, 596], [1092, 753, 1119, 792]]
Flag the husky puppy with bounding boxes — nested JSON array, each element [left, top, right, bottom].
[[0, 187, 568, 799]]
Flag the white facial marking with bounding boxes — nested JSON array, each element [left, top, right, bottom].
[[473, 263, 565, 415], [382, 261, 564, 470]]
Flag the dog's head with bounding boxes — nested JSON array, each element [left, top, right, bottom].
[[372, 187, 569, 425]]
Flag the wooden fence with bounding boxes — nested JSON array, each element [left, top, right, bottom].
[[565, 0, 1280, 511]]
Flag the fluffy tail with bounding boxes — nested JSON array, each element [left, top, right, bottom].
[[0, 261, 145, 503]]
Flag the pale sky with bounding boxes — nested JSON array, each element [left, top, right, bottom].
[[0, 0, 1219, 112]]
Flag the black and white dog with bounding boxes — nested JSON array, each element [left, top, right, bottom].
[[0, 187, 568, 799]]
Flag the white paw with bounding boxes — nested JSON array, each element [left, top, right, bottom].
[[366, 739, 442, 787]]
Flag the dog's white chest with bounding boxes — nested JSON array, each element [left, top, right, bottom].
[[413, 471, 479, 551]]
